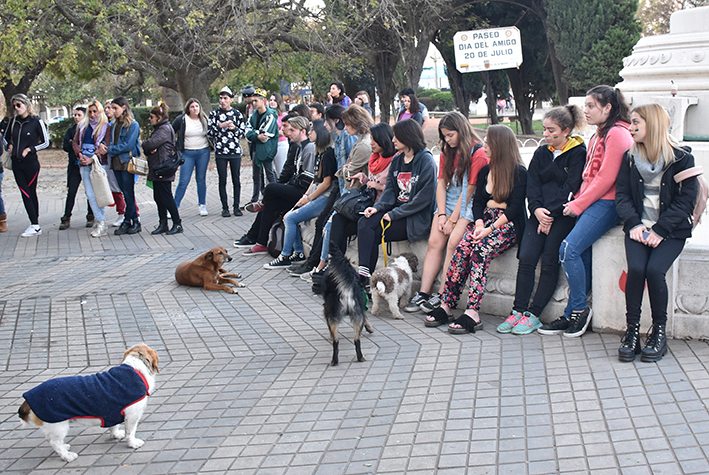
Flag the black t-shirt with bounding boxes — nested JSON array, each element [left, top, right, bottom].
[[395, 159, 414, 205], [314, 147, 338, 196]]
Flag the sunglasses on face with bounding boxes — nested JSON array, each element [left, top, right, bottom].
[[13, 103, 23, 109]]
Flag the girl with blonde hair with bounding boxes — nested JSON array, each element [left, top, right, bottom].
[[615, 103, 698, 362]]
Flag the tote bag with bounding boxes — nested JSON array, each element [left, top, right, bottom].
[[89, 157, 115, 208]]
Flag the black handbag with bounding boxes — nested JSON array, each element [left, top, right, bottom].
[[333, 186, 375, 221], [153, 151, 184, 179], [267, 214, 285, 258]]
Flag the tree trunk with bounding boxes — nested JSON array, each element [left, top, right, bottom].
[[482, 72, 498, 124], [434, 41, 469, 117], [1, 63, 45, 119], [373, 50, 400, 124], [546, 35, 568, 104], [175, 68, 219, 114], [506, 69, 535, 135]]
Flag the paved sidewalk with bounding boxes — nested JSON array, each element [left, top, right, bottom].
[[1, 165, 709, 475]]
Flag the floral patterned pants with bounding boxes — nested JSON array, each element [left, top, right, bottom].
[[441, 208, 517, 311]]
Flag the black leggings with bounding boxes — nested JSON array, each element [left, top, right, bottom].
[[216, 155, 241, 211], [13, 158, 40, 224], [357, 214, 408, 275], [513, 214, 576, 317], [624, 235, 685, 326], [64, 163, 92, 219], [153, 181, 180, 225]]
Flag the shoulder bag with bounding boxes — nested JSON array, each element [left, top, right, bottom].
[[127, 151, 148, 176], [333, 185, 375, 222], [89, 156, 115, 208]]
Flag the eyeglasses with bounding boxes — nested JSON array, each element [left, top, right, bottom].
[[13, 103, 23, 109]]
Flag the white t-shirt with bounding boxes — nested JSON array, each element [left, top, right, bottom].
[[184, 116, 209, 150]]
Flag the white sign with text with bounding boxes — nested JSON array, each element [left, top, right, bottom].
[[454, 27, 523, 73]]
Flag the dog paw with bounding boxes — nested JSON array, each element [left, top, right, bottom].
[[126, 437, 145, 449], [61, 451, 78, 462], [364, 324, 375, 334], [236, 282, 246, 288], [227, 288, 237, 294], [392, 314, 405, 320], [111, 429, 126, 440], [234, 273, 242, 279]]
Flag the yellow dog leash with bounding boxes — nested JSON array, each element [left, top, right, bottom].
[[380, 217, 391, 267]]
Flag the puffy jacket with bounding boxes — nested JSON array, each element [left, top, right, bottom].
[[374, 148, 437, 242], [142, 119, 177, 182], [107, 120, 141, 164], [473, 164, 529, 242], [615, 146, 698, 240]]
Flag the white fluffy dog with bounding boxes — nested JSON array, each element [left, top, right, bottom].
[[18, 343, 159, 462], [370, 252, 419, 320]]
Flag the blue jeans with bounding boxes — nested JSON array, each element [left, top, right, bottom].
[[560, 199, 619, 312], [320, 218, 333, 262], [0, 171, 5, 215], [282, 194, 329, 256], [174, 148, 210, 207], [79, 165, 106, 221], [113, 169, 138, 222]]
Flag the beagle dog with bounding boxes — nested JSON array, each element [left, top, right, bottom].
[[18, 343, 160, 462], [175, 246, 245, 293]]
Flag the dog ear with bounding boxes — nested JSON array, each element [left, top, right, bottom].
[[146, 347, 160, 374], [205, 252, 213, 260]]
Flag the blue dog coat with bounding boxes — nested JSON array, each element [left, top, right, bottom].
[[23, 365, 149, 427]]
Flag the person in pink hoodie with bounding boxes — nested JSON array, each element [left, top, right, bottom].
[[538, 85, 634, 339]]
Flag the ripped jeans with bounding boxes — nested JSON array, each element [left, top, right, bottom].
[[559, 199, 619, 313]]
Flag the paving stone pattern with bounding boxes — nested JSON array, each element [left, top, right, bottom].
[[1, 165, 709, 474]]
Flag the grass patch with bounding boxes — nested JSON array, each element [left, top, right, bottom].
[[472, 119, 543, 135]]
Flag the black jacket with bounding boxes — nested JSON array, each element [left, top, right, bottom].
[[3, 115, 50, 161], [526, 142, 586, 218], [615, 147, 697, 240], [63, 123, 78, 166], [142, 119, 177, 182]]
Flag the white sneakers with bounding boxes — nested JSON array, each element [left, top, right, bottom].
[[199, 204, 209, 216], [112, 218, 124, 227], [21, 225, 42, 237], [91, 221, 108, 238]]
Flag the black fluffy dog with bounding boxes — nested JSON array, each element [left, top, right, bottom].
[[322, 248, 374, 366]]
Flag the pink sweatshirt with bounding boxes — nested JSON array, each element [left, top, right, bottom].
[[567, 121, 633, 215]]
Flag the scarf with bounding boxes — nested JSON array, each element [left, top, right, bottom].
[[368, 152, 392, 175]]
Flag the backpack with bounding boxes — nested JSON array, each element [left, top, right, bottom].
[[674, 166, 708, 229], [267, 214, 285, 258]]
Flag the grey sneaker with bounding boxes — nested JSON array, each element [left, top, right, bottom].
[[420, 293, 442, 314], [404, 292, 428, 313]]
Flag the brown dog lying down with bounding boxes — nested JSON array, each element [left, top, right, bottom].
[[175, 247, 245, 293]]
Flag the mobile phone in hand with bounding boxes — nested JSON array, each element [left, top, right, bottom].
[[642, 230, 650, 240]]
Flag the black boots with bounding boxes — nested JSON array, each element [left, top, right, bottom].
[[59, 216, 71, 230], [151, 221, 169, 235], [641, 323, 668, 362], [166, 223, 183, 235], [618, 322, 641, 362]]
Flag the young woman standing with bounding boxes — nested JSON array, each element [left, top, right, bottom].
[[396, 90, 424, 126], [143, 103, 182, 235], [101, 96, 141, 235], [425, 125, 527, 334], [407, 111, 488, 313], [498, 106, 586, 334], [2, 94, 50, 237], [173, 98, 210, 216], [269, 93, 289, 175], [615, 103, 698, 362], [538, 86, 634, 338]]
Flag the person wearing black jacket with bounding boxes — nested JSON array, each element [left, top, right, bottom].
[[233, 116, 316, 254], [2, 94, 50, 237], [143, 103, 182, 235], [59, 107, 94, 230], [500, 106, 586, 335], [0, 117, 9, 232], [615, 103, 698, 363]]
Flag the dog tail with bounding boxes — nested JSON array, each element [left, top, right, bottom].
[[376, 281, 386, 295]]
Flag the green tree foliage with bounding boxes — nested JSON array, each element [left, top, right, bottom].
[[55, 0, 337, 112], [544, 0, 641, 95]]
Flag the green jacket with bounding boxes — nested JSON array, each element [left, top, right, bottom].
[[245, 106, 279, 166]]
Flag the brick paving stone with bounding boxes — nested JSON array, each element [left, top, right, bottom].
[[3, 165, 709, 474]]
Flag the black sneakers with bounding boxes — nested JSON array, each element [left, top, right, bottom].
[[564, 308, 592, 338], [233, 235, 256, 248], [537, 317, 570, 335]]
